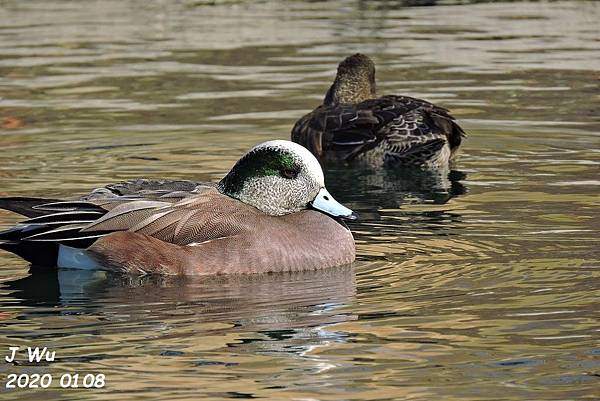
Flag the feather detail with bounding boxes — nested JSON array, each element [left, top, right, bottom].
[[32, 201, 106, 213], [24, 224, 102, 241], [173, 209, 201, 240], [22, 210, 105, 225], [81, 200, 170, 232], [130, 209, 181, 241]]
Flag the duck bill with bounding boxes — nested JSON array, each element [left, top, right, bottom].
[[310, 188, 358, 220]]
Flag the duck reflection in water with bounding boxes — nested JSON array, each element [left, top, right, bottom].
[[2, 265, 357, 357], [324, 165, 467, 213]]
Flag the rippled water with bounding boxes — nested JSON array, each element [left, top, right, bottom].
[[1, 1, 599, 400]]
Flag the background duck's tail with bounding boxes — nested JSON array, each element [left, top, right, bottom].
[[429, 112, 466, 154]]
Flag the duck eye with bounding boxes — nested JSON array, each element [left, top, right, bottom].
[[281, 168, 298, 179]]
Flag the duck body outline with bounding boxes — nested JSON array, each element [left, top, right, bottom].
[[292, 54, 465, 168], [0, 141, 356, 275]]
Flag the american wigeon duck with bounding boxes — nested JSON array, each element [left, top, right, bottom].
[[0, 141, 356, 275], [292, 53, 465, 167]]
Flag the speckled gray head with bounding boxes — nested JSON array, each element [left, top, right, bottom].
[[219, 140, 356, 219]]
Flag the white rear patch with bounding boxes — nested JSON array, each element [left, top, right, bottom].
[[57, 245, 102, 270]]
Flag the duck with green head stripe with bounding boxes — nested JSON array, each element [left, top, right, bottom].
[[219, 140, 354, 218], [0, 140, 357, 275]]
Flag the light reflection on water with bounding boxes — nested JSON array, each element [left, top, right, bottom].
[[1, 1, 599, 400]]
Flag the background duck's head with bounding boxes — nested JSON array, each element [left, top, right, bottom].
[[218, 140, 356, 219], [324, 53, 377, 106]]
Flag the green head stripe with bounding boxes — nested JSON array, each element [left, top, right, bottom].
[[218, 148, 296, 195]]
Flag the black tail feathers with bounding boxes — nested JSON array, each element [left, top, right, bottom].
[[0, 197, 61, 218], [0, 197, 108, 266]]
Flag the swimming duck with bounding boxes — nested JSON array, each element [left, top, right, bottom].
[[292, 53, 465, 167], [0, 140, 356, 275]]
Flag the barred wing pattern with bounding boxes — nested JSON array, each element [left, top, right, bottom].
[[8, 189, 246, 244], [0, 186, 252, 267], [82, 191, 250, 245]]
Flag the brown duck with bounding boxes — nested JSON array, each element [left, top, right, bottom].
[[292, 53, 465, 167], [0, 141, 356, 275]]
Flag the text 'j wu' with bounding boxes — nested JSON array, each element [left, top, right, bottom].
[[5, 347, 56, 363]]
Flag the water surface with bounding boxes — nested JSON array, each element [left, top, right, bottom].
[[0, 1, 599, 400]]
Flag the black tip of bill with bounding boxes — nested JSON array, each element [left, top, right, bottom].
[[343, 211, 359, 221]]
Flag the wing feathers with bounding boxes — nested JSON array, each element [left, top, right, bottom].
[[22, 210, 105, 225], [293, 94, 464, 165], [32, 201, 106, 213], [82, 200, 170, 232], [1, 190, 249, 262], [173, 209, 201, 240]]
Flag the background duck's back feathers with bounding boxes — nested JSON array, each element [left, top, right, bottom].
[[292, 95, 465, 166]]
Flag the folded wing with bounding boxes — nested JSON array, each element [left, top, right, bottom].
[[292, 95, 465, 165]]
